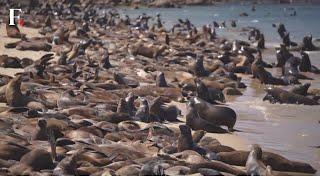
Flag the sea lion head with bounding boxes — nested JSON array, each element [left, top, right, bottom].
[[37, 118, 47, 129], [179, 125, 192, 137], [250, 144, 263, 160]]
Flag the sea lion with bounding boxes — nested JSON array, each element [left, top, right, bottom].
[[217, 150, 316, 174], [16, 40, 52, 51], [0, 55, 22, 68], [11, 148, 54, 173], [189, 161, 246, 176], [57, 90, 88, 109], [177, 125, 206, 155], [125, 92, 137, 116], [299, 51, 311, 72], [53, 149, 85, 176], [156, 72, 169, 87], [5, 22, 22, 38], [257, 33, 265, 49], [246, 144, 268, 176], [283, 56, 313, 80], [5, 75, 45, 110], [134, 98, 150, 122], [253, 64, 286, 85], [139, 161, 165, 176], [302, 35, 318, 51], [263, 87, 318, 105], [0, 142, 30, 161], [186, 99, 229, 133], [189, 97, 237, 131], [275, 44, 293, 67], [289, 83, 311, 96], [299, 51, 320, 73], [192, 55, 209, 77], [100, 50, 112, 69], [149, 96, 181, 122], [194, 78, 225, 104]]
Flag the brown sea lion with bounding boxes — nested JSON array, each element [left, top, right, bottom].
[[186, 99, 229, 133], [188, 161, 246, 176], [194, 78, 225, 104], [16, 40, 52, 51], [5, 22, 22, 38], [5, 75, 45, 110], [177, 125, 206, 155], [217, 150, 316, 173], [189, 97, 237, 131], [9, 148, 54, 175], [263, 87, 318, 105], [0, 142, 30, 161]]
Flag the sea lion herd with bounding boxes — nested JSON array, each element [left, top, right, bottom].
[[0, 0, 319, 176]]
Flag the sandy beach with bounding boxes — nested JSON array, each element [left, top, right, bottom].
[[0, 24, 250, 150]]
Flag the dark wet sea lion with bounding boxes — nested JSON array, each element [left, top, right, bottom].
[[190, 97, 237, 131], [192, 55, 209, 77], [275, 45, 293, 67], [156, 71, 169, 87], [246, 144, 268, 176], [0, 55, 22, 68], [284, 56, 313, 80], [186, 99, 229, 133], [253, 65, 286, 85], [289, 83, 310, 96], [217, 150, 316, 174], [263, 87, 318, 105], [299, 51, 311, 72]]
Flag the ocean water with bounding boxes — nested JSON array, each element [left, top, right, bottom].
[[119, 3, 320, 42], [118, 3, 320, 174]]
